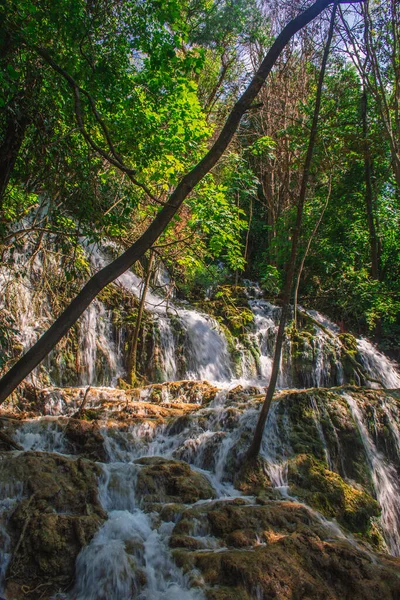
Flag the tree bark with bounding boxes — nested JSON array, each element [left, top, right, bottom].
[[361, 88, 380, 280], [246, 2, 338, 461], [127, 251, 154, 385], [0, 0, 360, 404], [0, 111, 29, 207]]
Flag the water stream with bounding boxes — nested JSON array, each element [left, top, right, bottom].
[[344, 392, 400, 556], [1, 243, 400, 597]]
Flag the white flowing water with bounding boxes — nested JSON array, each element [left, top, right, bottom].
[[70, 463, 204, 600], [260, 402, 291, 493], [357, 339, 400, 389], [1, 384, 400, 595], [0, 481, 24, 595], [344, 392, 400, 556], [3, 242, 400, 389]]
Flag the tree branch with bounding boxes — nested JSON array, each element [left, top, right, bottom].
[[0, 0, 362, 404]]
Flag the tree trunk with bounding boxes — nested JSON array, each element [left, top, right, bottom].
[[127, 251, 154, 385], [293, 176, 332, 326], [0, 112, 30, 207], [246, 2, 338, 461], [0, 70, 41, 208], [0, 0, 359, 405], [361, 88, 380, 280]]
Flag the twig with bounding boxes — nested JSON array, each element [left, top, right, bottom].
[[64, 385, 91, 435], [12, 494, 36, 560]]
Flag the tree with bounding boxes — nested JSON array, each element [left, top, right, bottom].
[[339, 0, 400, 190], [0, 0, 362, 404], [246, 1, 338, 461]]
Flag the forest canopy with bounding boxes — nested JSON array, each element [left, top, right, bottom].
[[0, 0, 399, 390]]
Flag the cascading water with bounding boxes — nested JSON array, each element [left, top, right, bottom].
[[70, 463, 205, 600], [344, 392, 400, 556], [3, 241, 400, 389], [0, 482, 23, 595], [2, 240, 400, 597], [357, 339, 400, 389]]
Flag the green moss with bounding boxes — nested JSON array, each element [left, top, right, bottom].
[[288, 454, 380, 537], [1, 452, 105, 599], [135, 457, 216, 506], [195, 285, 254, 339], [234, 457, 272, 496]]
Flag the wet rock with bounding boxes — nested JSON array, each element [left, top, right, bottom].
[[288, 454, 380, 537], [63, 418, 107, 461], [234, 456, 272, 495], [0, 451, 105, 599], [134, 457, 216, 505], [172, 499, 400, 600], [139, 380, 218, 405]]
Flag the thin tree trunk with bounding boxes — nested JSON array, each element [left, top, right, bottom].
[[361, 88, 380, 280], [128, 251, 154, 385], [246, 2, 338, 461], [0, 112, 29, 207], [293, 175, 332, 326], [0, 0, 360, 405]]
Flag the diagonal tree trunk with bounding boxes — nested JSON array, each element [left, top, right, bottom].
[[0, 0, 361, 404], [246, 2, 338, 461]]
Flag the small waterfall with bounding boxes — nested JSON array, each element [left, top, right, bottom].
[[260, 402, 291, 493], [357, 339, 400, 389], [79, 300, 122, 386], [90, 245, 233, 384], [71, 462, 205, 600], [157, 317, 178, 381], [179, 308, 232, 382], [310, 395, 332, 469], [13, 418, 67, 453], [344, 392, 400, 556], [245, 299, 277, 383], [0, 482, 24, 594]]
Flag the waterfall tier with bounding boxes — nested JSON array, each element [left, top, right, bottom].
[[1, 385, 400, 599], [2, 244, 399, 390], [1, 242, 400, 599]]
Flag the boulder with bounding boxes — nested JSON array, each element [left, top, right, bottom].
[[0, 451, 105, 599]]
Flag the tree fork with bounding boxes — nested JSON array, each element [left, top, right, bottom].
[[246, 1, 338, 461], [0, 0, 360, 404]]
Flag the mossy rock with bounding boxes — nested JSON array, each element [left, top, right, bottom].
[[234, 456, 272, 496], [134, 457, 216, 505], [0, 451, 105, 599], [282, 389, 374, 491], [63, 418, 107, 461], [288, 454, 380, 537], [172, 499, 400, 600], [283, 391, 327, 460]]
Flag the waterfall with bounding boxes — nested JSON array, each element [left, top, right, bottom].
[[89, 245, 233, 384], [260, 402, 291, 493], [78, 299, 122, 386], [344, 392, 400, 556], [2, 241, 400, 598], [0, 482, 24, 595], [70, 462, 204, 600], [357, 339, 400, 389], [3, 242, 400, 390]]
